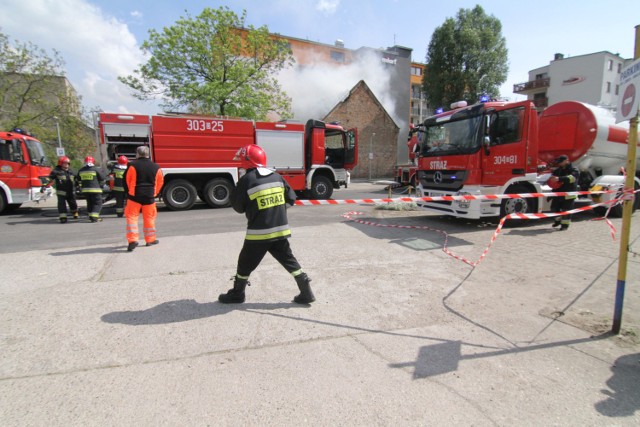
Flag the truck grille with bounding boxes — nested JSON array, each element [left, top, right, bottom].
[[418, 169, 467, 191]]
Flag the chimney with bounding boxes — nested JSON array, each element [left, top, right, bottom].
[[335, 39, 344, 48], [554, 53, 564, 61]]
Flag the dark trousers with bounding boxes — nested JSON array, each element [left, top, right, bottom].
[[85, 193, 103, 220], [236, 238, 301, 278], [56, 194, 78, 218], [551, 197, 575, 226], [113, 191, 126, 215]]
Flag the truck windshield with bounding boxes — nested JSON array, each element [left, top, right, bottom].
[[25, 139, 49, 166], [420, 116, 482, 157]]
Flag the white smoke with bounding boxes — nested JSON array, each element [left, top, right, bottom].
[[277, 50, 400, 125]]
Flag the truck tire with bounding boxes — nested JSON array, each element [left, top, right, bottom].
[[500, 185, 535, 218], [163, 179, 197, 211], [309, 175, 333, 200], [202, 178, 233, 208], [0, 191, 6, 214], [607, 181, 640, 217]]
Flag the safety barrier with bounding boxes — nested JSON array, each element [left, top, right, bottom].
[[297, 188, 638, 267]]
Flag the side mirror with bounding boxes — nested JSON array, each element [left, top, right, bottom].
[[483, 136, 491, 155]]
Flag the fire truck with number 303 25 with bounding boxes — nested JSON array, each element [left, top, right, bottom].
[[98, 113, 357, 210], [412, 99, 640, 219]]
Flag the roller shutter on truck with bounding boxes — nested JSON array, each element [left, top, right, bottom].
[[256, 129, 305, 171]]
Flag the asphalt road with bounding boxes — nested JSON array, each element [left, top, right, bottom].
[[0, 181, 399, 253]]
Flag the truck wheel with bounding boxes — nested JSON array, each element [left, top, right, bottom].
[[309, 176, 333, 200], [500, 185, 535, 218], [163, 179, 197, 211], [203, 178, 233, 208], [0, 191, 6, 214]]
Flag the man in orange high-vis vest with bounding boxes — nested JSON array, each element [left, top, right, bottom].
[[123, 146, 164, 252]]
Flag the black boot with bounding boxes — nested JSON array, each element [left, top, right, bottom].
[[218, 276, 249, 304], [293, 273, 315, 304]]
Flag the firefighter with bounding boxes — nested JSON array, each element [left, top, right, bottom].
[[109, 155, 128, 217], [549, 154, 580, 230], [41, 156, 79, 223], [77, 156, 106, 222], [124, 146, 164, 252], [218, 144, 315, 304]]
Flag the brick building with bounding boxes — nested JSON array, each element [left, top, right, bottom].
[[271, 32, 416, 178], [324, 80, 399, 179]]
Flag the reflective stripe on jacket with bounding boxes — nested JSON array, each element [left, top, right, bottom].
[[77, 166, 106, 194], [231, 168, 296, 243], [110, 165, 127, 192], [552, 163, 580, 200], [46, 165, 76, 196]]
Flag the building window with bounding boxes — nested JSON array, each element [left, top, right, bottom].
[[607, 60, 613, 71], [330, 51, 345, 63], [618, 63, 622, 73], [615, 85, 619, 95], [606, 82, 611, 93], [411, 66, 422, 76]]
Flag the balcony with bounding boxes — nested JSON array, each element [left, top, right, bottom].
[[513, 77, 550, 93]]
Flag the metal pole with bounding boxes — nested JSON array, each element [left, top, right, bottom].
[[612, 24, 640, 334], [54, 116, 62, 148], [369, 132, 375, 181]]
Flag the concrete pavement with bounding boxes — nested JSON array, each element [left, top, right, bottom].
[[1, 182, 640, 426]]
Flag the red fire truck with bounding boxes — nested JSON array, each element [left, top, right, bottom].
[[414, 100, 640, 218], [0, 128, 52, 214], [98, 113, 358, 210], [395, 124, 420, 188]]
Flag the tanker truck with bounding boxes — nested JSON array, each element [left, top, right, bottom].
[[413, 99, 640, 219]]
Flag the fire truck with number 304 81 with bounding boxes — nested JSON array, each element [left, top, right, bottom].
[[98, 113, 358, 210], [412, 99, 640, 219]]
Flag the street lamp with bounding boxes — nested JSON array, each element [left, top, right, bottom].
[[53, 116, 62, 148]]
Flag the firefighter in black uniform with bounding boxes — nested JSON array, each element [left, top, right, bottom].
[[549, 154, 580, 230], [41, 156, 79, 223], [218, 145, 315, 304], [109, 155, 128, 217], [77, 156, 106, 222]]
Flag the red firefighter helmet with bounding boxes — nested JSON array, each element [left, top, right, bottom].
[[84, 156, 95, 166], [58, 156, 70, 166], [233, 145, 266, 169], [117, 155, 128, 165]]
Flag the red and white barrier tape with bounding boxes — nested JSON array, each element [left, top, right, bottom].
[[341, 199, 621, 267], [294, 189, 616, 206], [299, 188, 637, 266]]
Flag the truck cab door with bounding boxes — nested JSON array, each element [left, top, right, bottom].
[[0, 139, 29, 192], [481, 107, 527, 185], [343, 128, 358, 169]]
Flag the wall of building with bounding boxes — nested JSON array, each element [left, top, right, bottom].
[[324, 82, 399, 179], [524, 52, 628, 111]]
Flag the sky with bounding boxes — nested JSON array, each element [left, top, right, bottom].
[[0, 0, 638, 126]]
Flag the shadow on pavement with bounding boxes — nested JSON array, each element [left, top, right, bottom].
[[101, 299, 303, 325], [50, 245, 123, 256], [595, 352, 640, 417]]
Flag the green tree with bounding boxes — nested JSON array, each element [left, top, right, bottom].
[[120, 6, 293, 120], [422, 5, 508, 110], [0, 30, 94, 164]]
